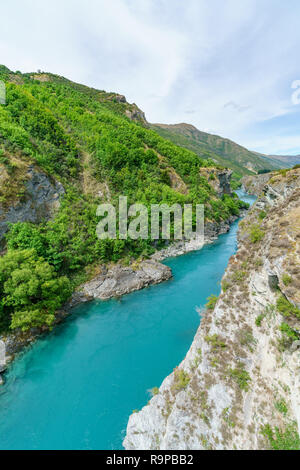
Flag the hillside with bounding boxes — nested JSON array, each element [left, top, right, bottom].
[[264, 154, 300, 168], [0, 65, 248, 336], [124, 168, 300, 450], [151, 123, 284, 178]]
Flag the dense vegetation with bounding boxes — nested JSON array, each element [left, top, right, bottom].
[[0, 66, 248, 333], [0, 249, 71, 332]]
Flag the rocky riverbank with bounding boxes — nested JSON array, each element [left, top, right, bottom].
[[152, 215, 242, 261], [79, 260, 172, 301], [124, 168, 300, 450]]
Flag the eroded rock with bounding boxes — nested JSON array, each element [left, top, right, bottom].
[[0, 165, 64, 242], [81, 260, 172, 300]]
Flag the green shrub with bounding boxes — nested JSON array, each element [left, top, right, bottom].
[[279, 323, 299, 342], [222, 407, 236, 428], [277, 169, 289, 177], [258, 210, 267, 220], [206, 295, 218, 310], [229, 364, 251, 391], [277, 296, 300, 320], [275, 399, 288, 415], [249, 224, 265, 243], [255, 314, 265, 327], [278, 322, 299, 351], [239, 330, 257, 351], [231, 270, 247, 282], [230, 179, 242, 190], [261, 422, 300, 450], [172, 369, 190, 392], [282, 274, 292, 286], [205, 334, 226, 350], [221, 280, 231, 292], [255, 258, 263, 267]]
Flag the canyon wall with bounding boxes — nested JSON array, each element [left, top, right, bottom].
[[124, 168, 300, 450]]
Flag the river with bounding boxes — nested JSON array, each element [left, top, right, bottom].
[[0, 191, 255, 450]]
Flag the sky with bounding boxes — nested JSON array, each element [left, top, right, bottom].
[[1, 0, 300, 155]]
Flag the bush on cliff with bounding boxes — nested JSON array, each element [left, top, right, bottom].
[[277, 296, 300, 320], [249, 224, 265, 243]]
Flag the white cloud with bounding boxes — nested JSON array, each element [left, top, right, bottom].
[[0, 0, 300, 153]]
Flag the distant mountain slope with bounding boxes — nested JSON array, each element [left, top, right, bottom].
[[263, 154, 300, 168], [151, 123, 282, 177]]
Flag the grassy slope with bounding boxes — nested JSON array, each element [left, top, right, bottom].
[[151, 123, 283, 177]]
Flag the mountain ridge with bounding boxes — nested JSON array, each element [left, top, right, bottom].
[[150, 122, 290, 177]]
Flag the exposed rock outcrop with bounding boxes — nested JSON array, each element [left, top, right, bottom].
[[124, 168, 300, 450], [80, 260, 172, 301], [200, 168, 232, 198], [0, 163, 64, 242], [125, 105, 147, 125], [242, 173, 271, 196]]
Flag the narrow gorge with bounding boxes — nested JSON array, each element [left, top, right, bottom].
[[0, 190, 254, 450], [0, 66, 299, 452]]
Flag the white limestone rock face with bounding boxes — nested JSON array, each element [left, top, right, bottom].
[[0, 340, 6, 386], [124, 168, 300, 450], [0, 340, 5, 364]]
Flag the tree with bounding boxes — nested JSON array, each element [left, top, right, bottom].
[[0, 249, 72, 332]]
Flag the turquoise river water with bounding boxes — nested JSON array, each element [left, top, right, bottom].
[[0, 191, 255, 450]]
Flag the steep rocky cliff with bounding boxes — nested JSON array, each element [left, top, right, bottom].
[[242, 173, 272, 196], [124, 168, 300, 450], [200, 168, 232, 198], [0, 158, 64, 243]]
